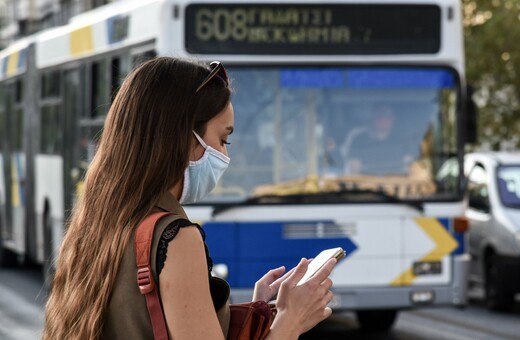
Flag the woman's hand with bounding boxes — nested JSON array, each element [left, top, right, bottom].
[[252, 266, 292, 302], [266, 258, 337, 339]]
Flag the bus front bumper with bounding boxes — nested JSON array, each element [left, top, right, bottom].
[[331, 254, 470, 310], [229, 254, 470, 309]]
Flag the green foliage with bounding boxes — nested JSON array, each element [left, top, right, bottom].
[[463, 0, 520, 150]]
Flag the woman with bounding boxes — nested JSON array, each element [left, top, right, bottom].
[[43, 57, 336, 340]]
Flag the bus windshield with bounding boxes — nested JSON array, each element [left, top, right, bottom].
[[205, 66, 461, 203]]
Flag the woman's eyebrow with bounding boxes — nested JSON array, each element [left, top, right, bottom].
[[226, 126, 234, 134]]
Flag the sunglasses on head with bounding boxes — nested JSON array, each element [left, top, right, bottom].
[[195, 61, 229, 93]]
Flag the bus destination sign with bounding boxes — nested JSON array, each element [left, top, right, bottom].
[[185, 4, 441, 55]]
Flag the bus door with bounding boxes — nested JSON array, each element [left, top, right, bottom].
[[0, 83, 9, 240], [63, 67, 84, 211], [3, 79, 25, 249]]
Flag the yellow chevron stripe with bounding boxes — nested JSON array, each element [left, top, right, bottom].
[[7, 52, 19, 77], [70, 26, 94, 56], [391, 218, 458, 286]]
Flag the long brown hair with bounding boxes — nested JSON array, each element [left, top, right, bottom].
[[43, 57, 231, 340]]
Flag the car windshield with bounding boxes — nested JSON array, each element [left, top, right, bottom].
[[202, 66, 462, 204], [497, 166, 520, 208]]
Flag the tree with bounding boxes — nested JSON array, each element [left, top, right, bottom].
[[463, 0, 520, 150]]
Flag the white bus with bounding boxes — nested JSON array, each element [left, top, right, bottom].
[[0, 0, 476, 330]]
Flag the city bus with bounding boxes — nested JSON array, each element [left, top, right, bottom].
[[0, 0, 475, 331]]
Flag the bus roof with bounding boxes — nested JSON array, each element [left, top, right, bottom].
[[35, 0, 162, 70], [0, 0, 464, 79]]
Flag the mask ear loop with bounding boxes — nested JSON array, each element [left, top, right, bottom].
[[178, 169, 190, 203], [192, 130, 230, 163], [192, 131, 208, 149]]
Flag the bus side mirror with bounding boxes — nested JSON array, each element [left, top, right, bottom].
[[465, 85, 478, 144]]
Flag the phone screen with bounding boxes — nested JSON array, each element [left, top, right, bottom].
[[296, 247, 345, 286]]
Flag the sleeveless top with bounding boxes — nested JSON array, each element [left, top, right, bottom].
[[101, 192, 231, 339]]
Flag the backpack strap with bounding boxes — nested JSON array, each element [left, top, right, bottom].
[[135, 212, 172, 340]]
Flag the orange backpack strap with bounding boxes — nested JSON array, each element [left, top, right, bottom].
[[135, 212, 172, 340]]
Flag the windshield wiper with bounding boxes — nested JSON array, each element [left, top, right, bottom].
[[331, 188, 425, 213], [212, 187, 424, 216]]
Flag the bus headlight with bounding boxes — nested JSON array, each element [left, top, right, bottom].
[[212, 264, 229, 280]]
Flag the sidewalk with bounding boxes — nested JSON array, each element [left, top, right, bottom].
[[0, 281, 43, 340]]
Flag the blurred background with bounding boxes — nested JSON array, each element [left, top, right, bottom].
[[1, 1, 520, 339]]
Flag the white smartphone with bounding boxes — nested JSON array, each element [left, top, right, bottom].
[[296, 247, 345, 286]]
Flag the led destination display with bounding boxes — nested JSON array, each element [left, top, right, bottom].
[[185, 4, 441, 55]]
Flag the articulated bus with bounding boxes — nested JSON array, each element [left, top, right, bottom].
[[0, 0, 475, 330]]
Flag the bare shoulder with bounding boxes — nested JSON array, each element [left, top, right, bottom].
[[159, 225, 208, 289], [159, 225, 223, 339], [161, 225, 206, 280]]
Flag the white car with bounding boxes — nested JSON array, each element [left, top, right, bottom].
[[464, 152, 520, 311]]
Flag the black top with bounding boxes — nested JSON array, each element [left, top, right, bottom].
[[156, 219, 213, 276]]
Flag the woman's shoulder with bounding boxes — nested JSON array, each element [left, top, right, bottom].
[[156, 219, 205, 275]]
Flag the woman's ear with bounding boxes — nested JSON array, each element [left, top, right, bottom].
[[189, 133, 205, 162]]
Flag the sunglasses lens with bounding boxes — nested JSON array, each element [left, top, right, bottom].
[[209, 62, 228, 85], [196, 61, 228, 93]]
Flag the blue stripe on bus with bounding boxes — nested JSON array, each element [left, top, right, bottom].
[[204, 222, 238, 286], [437, 217, 465, 255], [106, 15, 129, 44], [17, 48, 27, 71], [204, 221, 357, 288], [452, 231, 465, 255], [438, 217, 450, 230], [280, 68, 455, 89], [280, 69, 344, 88], [1, 57, 7, 77], [347, 69, 455, 88]]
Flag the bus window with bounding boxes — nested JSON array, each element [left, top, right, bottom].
[[62, 67, 86, 207], [41, 71, 61, 98], [12, 80, 24, 151], [0, 86, 4, 150], [15, 79, 23, 104], [111, 54, 131, 101], [90, 60, 109, 117], [132, 50, 156, 68], [40, 71, 63, 155], [41, 106, 63, 155]]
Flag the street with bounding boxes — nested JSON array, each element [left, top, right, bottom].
[[0, 267, 45, 340], [1, 267, 519, 340]]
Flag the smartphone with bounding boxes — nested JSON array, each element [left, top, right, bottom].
[[296, 247, 345, 286]]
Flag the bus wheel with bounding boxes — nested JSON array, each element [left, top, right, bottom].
[[0, 233, 18, 267], [356, 309, 398, 332], [0, 227, 18, 268], [485, 252, 513, 311], [0, 218, 18, 268], [42, 211, 55, 290]]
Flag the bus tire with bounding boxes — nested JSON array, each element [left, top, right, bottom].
[[42, 210, 55, 291], [356, 309, 398, 332], [0, 232, 18, 267], [484, 252, 514, 311]]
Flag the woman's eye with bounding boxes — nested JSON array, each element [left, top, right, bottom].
[[222, 140, 231, 145]]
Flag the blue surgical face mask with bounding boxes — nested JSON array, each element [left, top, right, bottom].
[[179, 131, 230, 204]]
